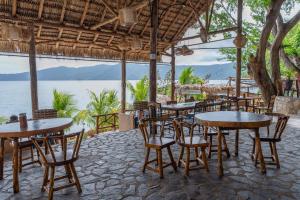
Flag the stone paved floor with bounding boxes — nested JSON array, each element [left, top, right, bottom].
[[1, 117, 300, 200]]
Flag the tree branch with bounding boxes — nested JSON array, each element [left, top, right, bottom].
[[280, 48, 300, 73]]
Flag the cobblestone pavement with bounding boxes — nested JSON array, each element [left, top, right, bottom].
[[1, 118, 300, 200]]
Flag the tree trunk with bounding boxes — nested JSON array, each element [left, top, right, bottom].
[[249, 55, 276, 102], [248, 0, 284, 102], [270, 11, 300, 95]]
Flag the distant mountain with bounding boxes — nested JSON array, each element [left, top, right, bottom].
[[0, 63, 235, 81]]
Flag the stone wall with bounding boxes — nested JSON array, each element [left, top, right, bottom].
[[273, 96, 300, 115]]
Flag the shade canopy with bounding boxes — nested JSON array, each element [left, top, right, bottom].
[[0, 0, 212, 62]]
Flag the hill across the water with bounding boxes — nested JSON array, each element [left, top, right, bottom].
[[0, 63, 235, 81]]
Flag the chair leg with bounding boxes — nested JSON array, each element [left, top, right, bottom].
[[251, 138, 255, 160], [194, 147, 199, 165], [65, 164, 73, 183], [143, 147, 150, 173], [208, 135, 212, 159], [178, 146, 184, 167], [19, 149, 22, 173], [272, 143, 280, 168], [201, 147, 209, 172], [70, 163, 82, 193], [30, 146, 34, 163], [269, 142, 275, 161], [222, 135, 230, 158], [48, 166, 55, 200], [157, 149, 163, 178], [41, 166, 49, 192], [185, 147, 190, 176], [167, 146, 177, 172]]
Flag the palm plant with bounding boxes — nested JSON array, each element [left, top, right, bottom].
[[127, 75, 149, 101], [179, 67, 205, 85], [76, 90, 120, 127], [52, 89, 77, 117]]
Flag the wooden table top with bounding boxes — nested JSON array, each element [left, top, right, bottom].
[[195, 111, 272, 129], [0, 118, 73, 138]]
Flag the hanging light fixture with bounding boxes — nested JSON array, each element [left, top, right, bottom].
[[119, 7, 137, 27], [176, 45, 194, 56], [233, 34, 247, 48]]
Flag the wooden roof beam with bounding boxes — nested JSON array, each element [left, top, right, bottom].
[[55, 28, 63, 48], [128, 8, 143, 34], [80, 0, 90, 26], [38, 0, 45, 19], [140, 18, 150, 36], [99, 0, 118, 17], [161, 13, 180, 40], [37, 25, 42, 38], [88, 33, 99, 50], [172, 1, 203, 41], [60, 0, 67, 23], [0, 17, 170, 45], [12, 0, 17, 17], [90, 17, 118, 30]]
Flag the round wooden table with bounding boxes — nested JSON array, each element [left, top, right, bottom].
[[195, 111, 272, 177], [0, 118, 73, 193]]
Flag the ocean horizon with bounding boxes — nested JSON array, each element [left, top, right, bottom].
[[0, 80, 228, 118]]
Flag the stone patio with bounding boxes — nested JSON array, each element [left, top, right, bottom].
[[1, 117, 300, 200]]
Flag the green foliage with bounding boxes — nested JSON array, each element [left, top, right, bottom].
[[209, 0, 299, 78], [75, 90, 120, 127], [0, 116, 7, 125], [192, 93, 207, 101], [281, 66, 296, 79], [283, 24, 300, 57], [178, 67, 205, 85], [52, 89, 77, 117], [127, 76, 149, 101], [157, 70, 172, 96]]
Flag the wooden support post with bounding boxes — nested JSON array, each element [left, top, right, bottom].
[[121, 50, 126, 113], [29, 25, 39, 118], [171, 45, 176, 101], [149, 0, 158, 102], [236, 0, 243, 97]]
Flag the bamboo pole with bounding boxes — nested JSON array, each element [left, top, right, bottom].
[[171, 45, 175, 101], [121, 50, 126, 113], [29, 25, 39, 118], [236, 0, 243, 97], [149, 0, 158, 102]]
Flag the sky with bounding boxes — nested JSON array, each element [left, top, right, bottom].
[[0, 3, 298, 74]]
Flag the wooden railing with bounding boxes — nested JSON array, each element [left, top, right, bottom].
[[94, 113, 119, 134], [93, 110, 135, 134]]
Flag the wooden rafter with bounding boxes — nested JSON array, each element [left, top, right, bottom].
[[80, 0, 90, 26], [73, 31, 82, 49], [55, 28, 63, 48], [161, 13, 180, 40], [60, 0, 67, 23], [12, 0, 17, 17], [140, 18, 150, 36], [108, 21, 119, 45], [99, 0, 118, 17], [128, 8, 143, 34], [172, 1, 203, 41], [88, 33, 99, 50], [90, 17, 118, 30], [38, 0, 45, 19], [37, 25, 42, 38]]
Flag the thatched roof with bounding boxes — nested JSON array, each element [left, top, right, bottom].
[[0, 0, 212, 62]]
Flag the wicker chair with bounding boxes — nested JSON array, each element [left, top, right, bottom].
[[32, 129, 84, 200], [249, 113, 289, 168]]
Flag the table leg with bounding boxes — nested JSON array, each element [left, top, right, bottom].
[[217, 128, 224, 177], [12, 138, 19, 193], [254, 128, 266, 174], [235, 129, 239, 156], [0, 138, 5, 180]]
